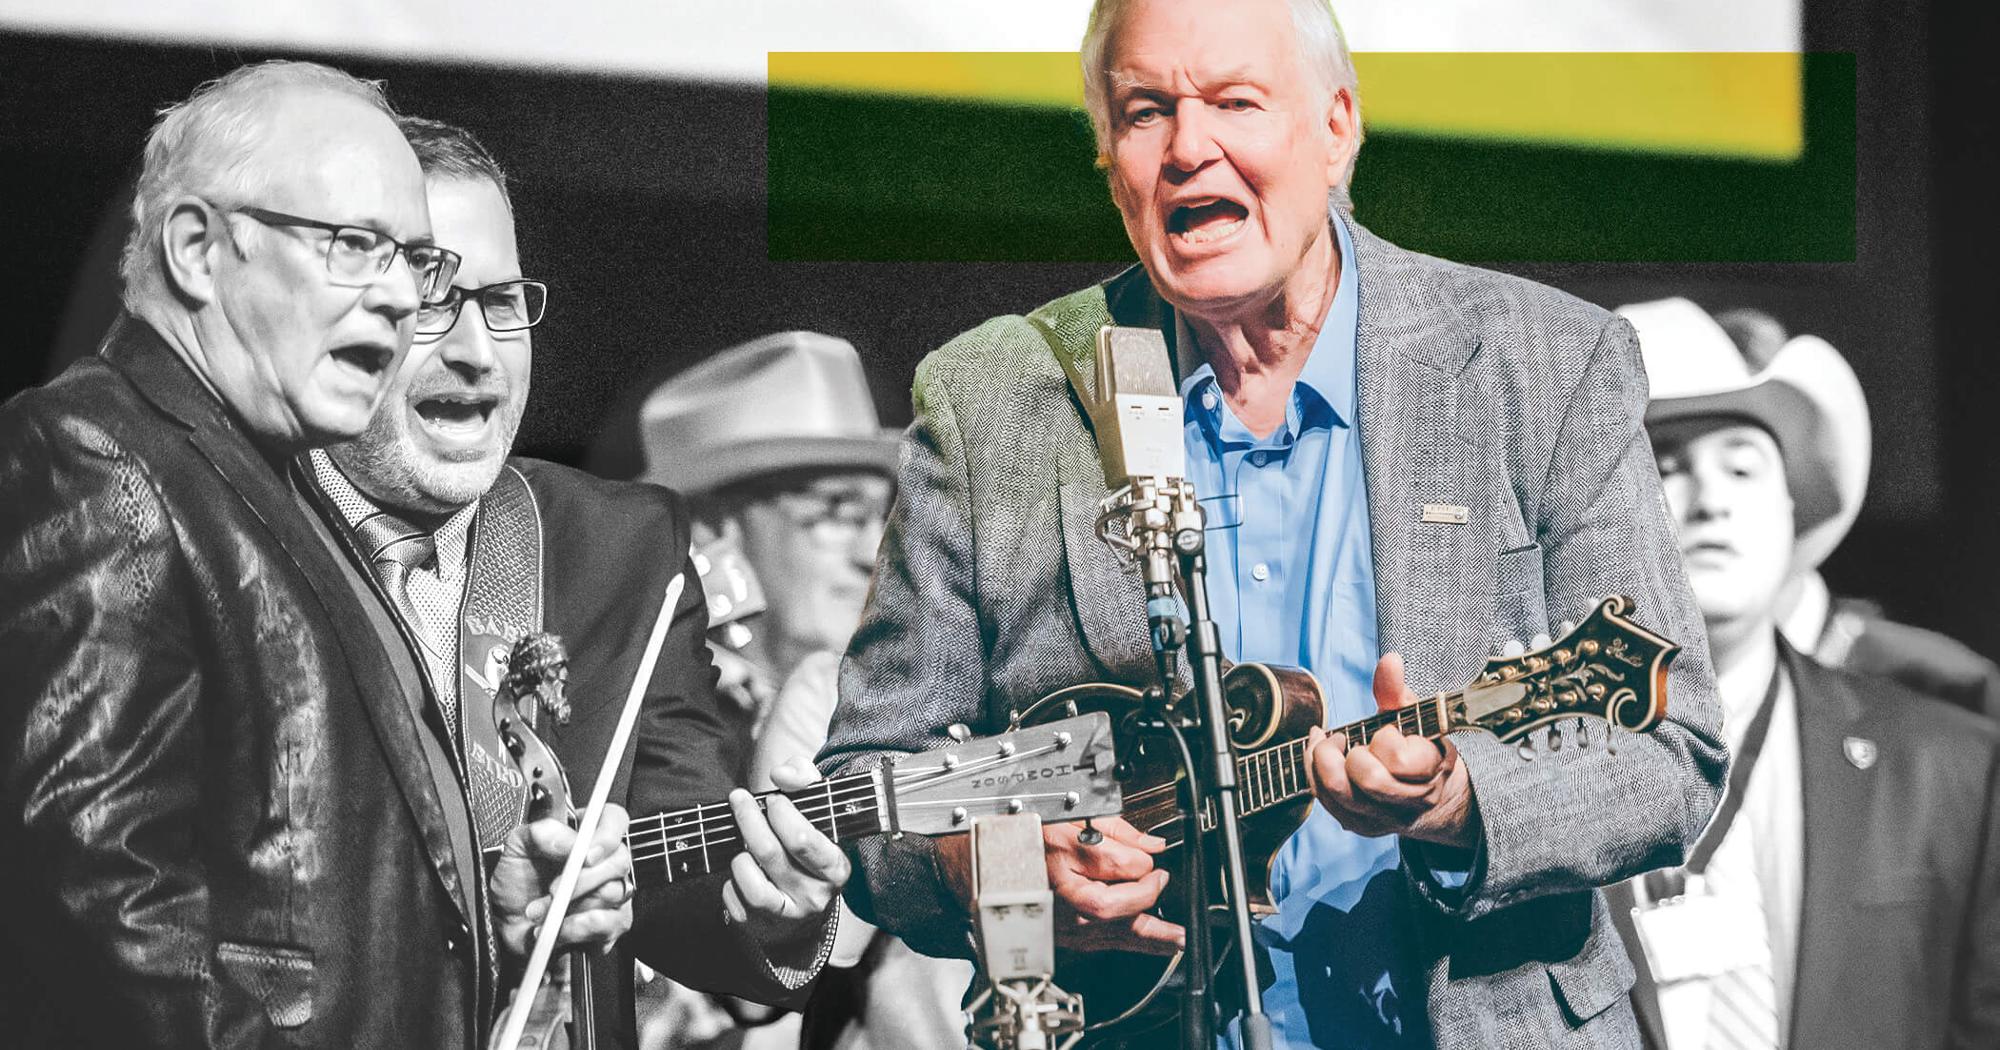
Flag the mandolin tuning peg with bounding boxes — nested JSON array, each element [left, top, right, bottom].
[[1498, 638, 1526, 658], [1556, 620, 1576, 637], [1517, 738, 1537, 761], [1547, 724, 1564, 751], [1078, 820, 1104, 846], [947, 723, 973, 743], [1529, 632, 1553, 651], [1575, 718, 1591, 749]]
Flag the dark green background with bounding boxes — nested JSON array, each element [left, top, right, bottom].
[[770, 54, 1855, 263]]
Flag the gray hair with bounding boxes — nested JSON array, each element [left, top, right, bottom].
[[398, 115, 513, 210], [1079, 0, 1364, 211], [118, 60, 396, 313]]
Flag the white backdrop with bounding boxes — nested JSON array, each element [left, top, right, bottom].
[[0, 0, 1800, 82]]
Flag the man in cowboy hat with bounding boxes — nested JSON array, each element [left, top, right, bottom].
[[1609, 296, 2000, 1049], [632, 332, 971, 1050], [1697, 306, 2000, 720], [637, 331, 900, 730]]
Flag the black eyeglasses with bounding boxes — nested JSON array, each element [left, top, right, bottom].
[[414, 279, 549, 341], [225, 204, 462, 306]]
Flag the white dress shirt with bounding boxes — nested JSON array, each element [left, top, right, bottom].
[[1649, 633, 1805, 1047]]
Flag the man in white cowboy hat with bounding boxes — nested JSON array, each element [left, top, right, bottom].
[[1608, 296, 2000, 1049], [1709, 306, 1999, 720], [633, 331, 972, 1050]]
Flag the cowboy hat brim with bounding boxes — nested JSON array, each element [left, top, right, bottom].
[[640, 431, 901, 495]]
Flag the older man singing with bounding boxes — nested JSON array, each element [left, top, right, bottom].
[[0, 63, 623, 1047], [820, 1, 1726, 1048]]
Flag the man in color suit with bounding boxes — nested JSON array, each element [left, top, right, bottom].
[[819, 1, 1726, 1047]]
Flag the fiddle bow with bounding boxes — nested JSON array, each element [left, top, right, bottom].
[[489, 631, 596, 1050]]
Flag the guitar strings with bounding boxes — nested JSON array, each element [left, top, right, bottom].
[[627, 791, 1095, 868], [628, 740, 1068, 842], [625, 738, 1083, 862], [626, 738, 1055, 841], [629, 698, 1450, 870], [1025, 702, 1452, 847], [629, 697, 1444, 849], [630, 670, 1595, 878]]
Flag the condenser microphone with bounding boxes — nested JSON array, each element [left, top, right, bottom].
[[1092, 326, 1184, 487], [1089, 326, 1196, 658], [966, 813, 1082, 1050]]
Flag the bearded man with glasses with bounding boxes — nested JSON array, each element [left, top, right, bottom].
[[0, 62, 631, 1048], [309, 116, 847, 1050]]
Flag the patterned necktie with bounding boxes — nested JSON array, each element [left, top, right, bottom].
[[1701, 828, 1782, 1049], [355, 510, 459, 735]]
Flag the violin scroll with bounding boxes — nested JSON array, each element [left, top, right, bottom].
[[494, 632, 575, 827]]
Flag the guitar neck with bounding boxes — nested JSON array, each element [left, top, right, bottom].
[[624, 770, 884, 884], [1231, 693, 1453, 819]]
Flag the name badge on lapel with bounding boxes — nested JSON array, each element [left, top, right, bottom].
[[1420, 503, 1469, 525]]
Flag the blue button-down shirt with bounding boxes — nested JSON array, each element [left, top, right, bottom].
[[1180, 217, 1430, 1049]]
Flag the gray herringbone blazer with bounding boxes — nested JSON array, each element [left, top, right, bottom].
[[821, 215, 1727, 1049]]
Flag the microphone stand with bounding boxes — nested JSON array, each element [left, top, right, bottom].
[[1173, 519, 1273, 1050], [1105, 479, 1272, 1050]]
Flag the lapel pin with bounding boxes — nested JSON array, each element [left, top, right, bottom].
[[1843, 736, 1878, 770], [1420, 503, 1470, 525]]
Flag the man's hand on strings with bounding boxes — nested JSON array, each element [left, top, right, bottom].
[[1308, 652, 1476, 847], [491, 802, 635, 958], [722, 757, 850, 957], [938, 814, 1183, 956]]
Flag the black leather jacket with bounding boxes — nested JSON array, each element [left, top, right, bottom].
[[0, 318, 484, 1047]]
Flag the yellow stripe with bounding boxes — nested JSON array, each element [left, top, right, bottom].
[[767, 51, 1802, 160], [1356, 53, 1801, 159], [769, 51, 1082, 109]]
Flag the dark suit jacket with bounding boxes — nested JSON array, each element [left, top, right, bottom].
[[1609, 645, 2000, 1049], [1827, 598, 2000, 722], [501, 459, 818, 1049], [0, 317, 486, 1047]]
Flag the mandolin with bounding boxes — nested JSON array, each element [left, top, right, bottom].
[[1011, 594, 1680, 1043]]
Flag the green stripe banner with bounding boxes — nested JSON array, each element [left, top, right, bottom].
[[767, 51, 1852, 262]]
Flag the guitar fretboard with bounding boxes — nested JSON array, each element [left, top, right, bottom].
[[1230, 695, 1451, 820], [625, 771, 883, 883]]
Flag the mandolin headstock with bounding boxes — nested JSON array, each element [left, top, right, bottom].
[[1444, 595, 1679, 745]]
